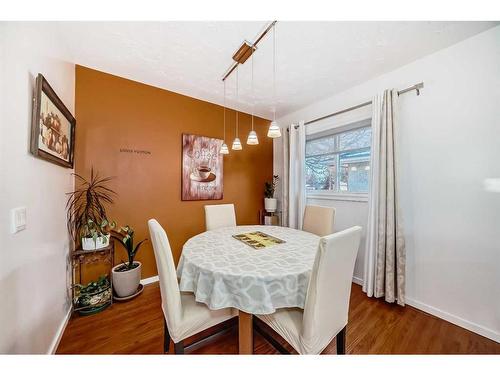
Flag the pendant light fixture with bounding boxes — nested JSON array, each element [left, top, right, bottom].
[[232, 65, 242, 150], [267, 24, 281, 138], [247, 44, 259, 145], [220, 80, 229, 154]]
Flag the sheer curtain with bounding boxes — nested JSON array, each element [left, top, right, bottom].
[[363, 89, 406, 306], [284, 121, 306, 230]]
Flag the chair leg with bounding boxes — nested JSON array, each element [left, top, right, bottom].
[[253, 319, 290, 354], [174, 341, 185, 354], [163, 317, 171, 353], [336, 326, 346, 355]]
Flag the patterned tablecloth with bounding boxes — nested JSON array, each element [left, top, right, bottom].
[[177, 225, 320, 314]]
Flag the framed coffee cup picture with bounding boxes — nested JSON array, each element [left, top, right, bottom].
[[182, 134, 223, 200], [30, 73, 76, 168]]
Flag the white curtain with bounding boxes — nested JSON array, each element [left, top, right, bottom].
[[286, 121, 306, 230], [281, 126, 290, 227], [363, 89, 406, 306]]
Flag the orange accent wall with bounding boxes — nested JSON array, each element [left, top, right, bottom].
[[75, 65, 273, 278]]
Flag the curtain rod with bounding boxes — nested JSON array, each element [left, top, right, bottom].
[[295, 82, 424, 128]]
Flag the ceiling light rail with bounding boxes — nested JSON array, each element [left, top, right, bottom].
[[221, 21, 277, 82]]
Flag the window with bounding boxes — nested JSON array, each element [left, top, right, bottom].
[[305, 124, 371, 195]]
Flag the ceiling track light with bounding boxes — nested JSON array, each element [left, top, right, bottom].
[[267, 23, 281, 138], [232, 65, 242, 151], [220, 79, 229, 155], [221, 21, 276, 82], [247, 43, 259, 146], [220, 21, 280, 153]]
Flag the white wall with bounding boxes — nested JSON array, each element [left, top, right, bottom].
[[0, 23, 75, 353], [275, 26, 500, 342]]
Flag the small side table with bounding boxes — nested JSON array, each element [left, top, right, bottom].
[[259, 210, 282, 226], [71, 241, 115, 315]]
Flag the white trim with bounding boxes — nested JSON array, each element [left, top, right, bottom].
[[352, 276, 364, 286], [351, 276, 500, 343], [141, 275, 159, 285], [48, 306, 72, 354], [308, 192, 368, 202], [404, 297, 500, 344]]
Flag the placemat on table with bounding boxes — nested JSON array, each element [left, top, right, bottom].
[[232, 231, 286, 249]]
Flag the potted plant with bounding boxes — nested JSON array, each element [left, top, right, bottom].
[[66, 168, 116, 250], [111, 226, 147, 298], [74, 275, 112, 315], [264, 175, 279, 212], [80, 219, 116, 250]]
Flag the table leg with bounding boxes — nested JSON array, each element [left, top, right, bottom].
[[238, 310, 253, 354]]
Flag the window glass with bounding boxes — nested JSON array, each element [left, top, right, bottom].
[[305, 125, 371, 194]]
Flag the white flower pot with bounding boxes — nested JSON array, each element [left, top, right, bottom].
[[264, 198, 277, 213], [112, 261, 142, 298], [81, 234, 110, 251]]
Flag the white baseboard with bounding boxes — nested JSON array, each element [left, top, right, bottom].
[[351, 276, 499, 343], [352, 276, 363, 286], [48, 306, 72, 354], [141, 275, 159, 285], [405, 297, 500, 343]]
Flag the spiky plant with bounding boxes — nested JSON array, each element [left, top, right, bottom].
[[112, 226, 147, 271], [66, 168, 116, 245], [264, 175, 279, 199]]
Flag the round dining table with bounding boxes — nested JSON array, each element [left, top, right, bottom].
[[177, 225, 320, 354]]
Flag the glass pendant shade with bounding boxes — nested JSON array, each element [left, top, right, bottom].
[[232, 137, 242, 150], [267, 121, 281, 138], [246, 130, 259, 145], [220, 143, 229, 154]]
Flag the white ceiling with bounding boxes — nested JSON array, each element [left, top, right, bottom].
[[56, 21, 498, 119]]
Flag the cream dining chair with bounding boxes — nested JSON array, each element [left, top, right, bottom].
[[148, 219, 237, 354], [204, 203, 236, 231], [302, 205, 335, 237], [255, 226, 362, 355]]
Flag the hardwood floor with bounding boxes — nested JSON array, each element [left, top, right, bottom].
[[57, 283, 500, 354]]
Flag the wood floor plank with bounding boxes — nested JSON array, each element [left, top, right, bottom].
[[56, 283, 500, 354]]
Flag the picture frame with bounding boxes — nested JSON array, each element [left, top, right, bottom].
[[30, 73, 76, 168], [181, 133, 223, 201]]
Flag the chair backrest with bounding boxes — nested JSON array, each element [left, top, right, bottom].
[[301, 226, 362, 350], [302, 205, 335, 237], [204, 203, 236, 231], [147, 219, 183, 331]]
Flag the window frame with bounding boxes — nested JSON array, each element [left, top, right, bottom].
[[305, 119, 371, 202]]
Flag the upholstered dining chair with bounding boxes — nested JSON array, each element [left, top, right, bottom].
[[255, 226, 362, 355], [204, 203, 237, 231], [148, 219, 237, 354], [302, 205, 335, 237]]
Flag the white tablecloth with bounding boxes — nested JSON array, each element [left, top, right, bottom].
[[177, 225, 320, 314]]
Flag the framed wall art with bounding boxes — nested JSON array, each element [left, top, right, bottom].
[[182, 134, 223, 201], [30, 73, 76, 168]]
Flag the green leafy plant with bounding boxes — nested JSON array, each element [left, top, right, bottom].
[[75, 275, 110, 295], [66, 168, 116, 245], [82, 218, 116, 246], [75, 275, 111, 308], [112, 226, 148, 272], [264, 175, 279, 199]]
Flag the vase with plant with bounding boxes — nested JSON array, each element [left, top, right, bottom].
[[74, 275, 112, 314], [111, 225, 147, 298], [264, 175, 279, 213], [66, 168, 116, 250]]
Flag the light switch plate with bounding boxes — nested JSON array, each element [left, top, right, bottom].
[[11, 207, 27, 234]]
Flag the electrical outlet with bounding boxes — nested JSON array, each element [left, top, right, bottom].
[[10, 207, 27, 234]]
